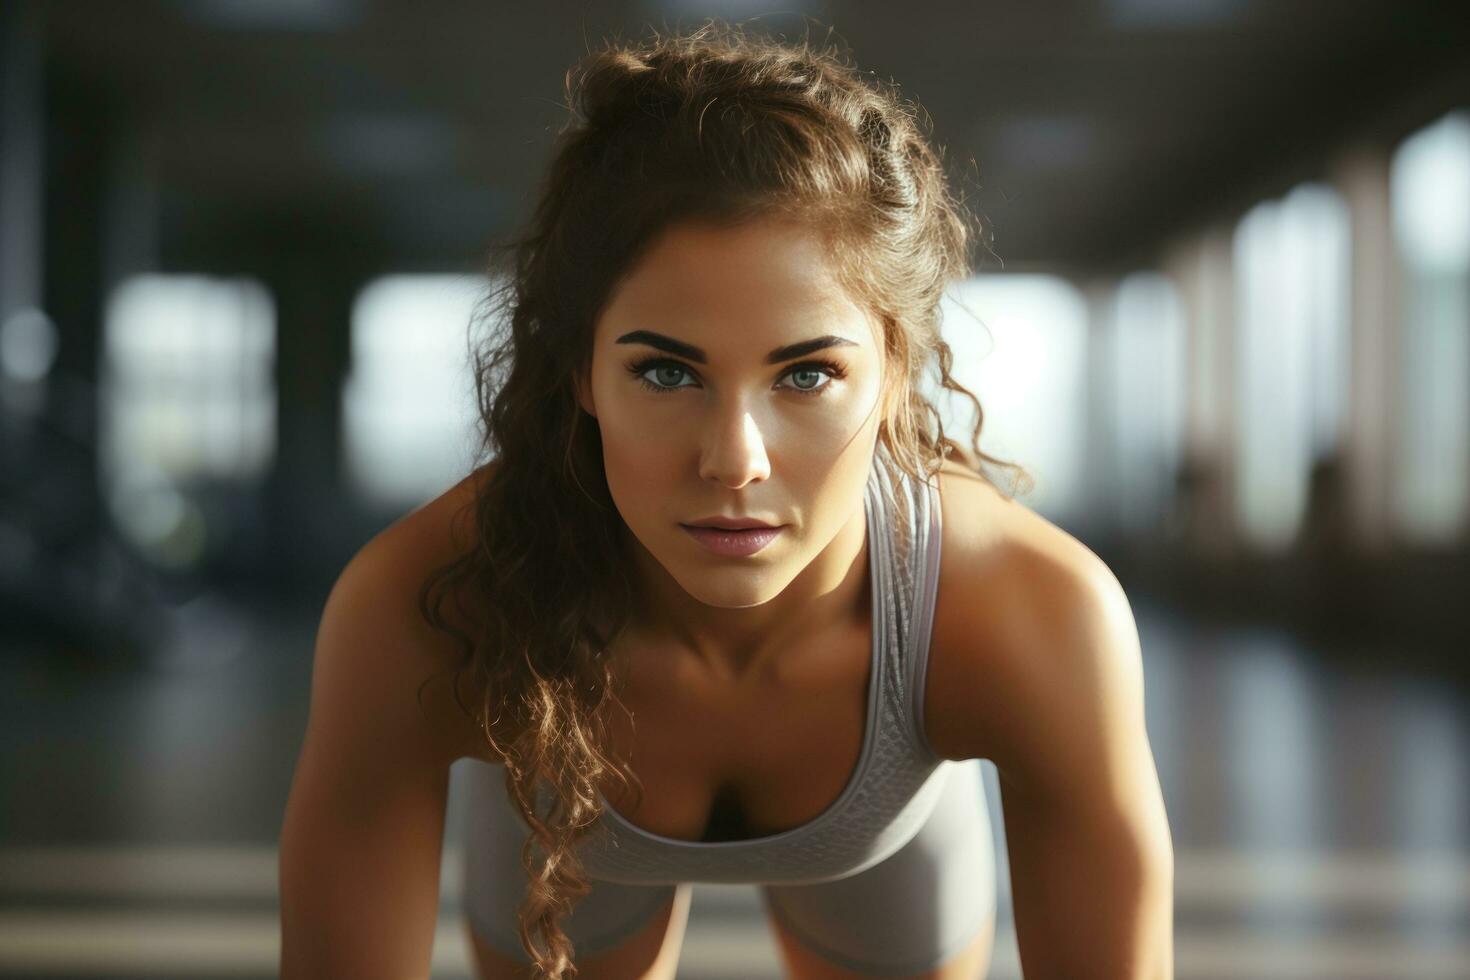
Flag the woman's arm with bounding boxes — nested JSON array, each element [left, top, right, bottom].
[[946, 539, 1175, 979], [278, 533, 466, 980]]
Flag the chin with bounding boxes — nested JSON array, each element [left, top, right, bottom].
[[667, 563, 790, 608]]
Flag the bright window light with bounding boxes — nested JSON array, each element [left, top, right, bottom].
[[1107, 271, 1187, 534], [1390, 109, 1470, 544], [1233, 183, 1351, 552], [931, 275, 1090, 522], [342, 274, 486, 508], [1393, 111, 1470, 275], [100, 274, 276, 569], [102, 274, 276, 486]]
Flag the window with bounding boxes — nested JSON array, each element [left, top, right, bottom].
[[1104, 271, 1187, 534], [1232, 184, 1351, 551], [931, 275, 1090, 522], [341, 274, 485, 508], [102, 274, 276, 486], [1389, 110, 1470, 545], [100, 275, 276, 568]]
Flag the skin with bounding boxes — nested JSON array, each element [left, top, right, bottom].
[[575, 216, 888, 681]]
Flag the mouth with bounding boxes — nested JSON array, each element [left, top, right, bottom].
[[679, 523, 786, 557]]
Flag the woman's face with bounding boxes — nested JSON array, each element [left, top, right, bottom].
[[578, 217, 887, 610]]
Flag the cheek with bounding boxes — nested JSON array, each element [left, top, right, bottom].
[[596, 419, 677, 516], [590, 376, 646, 443], [782, 375, 885, 448], [596, 402, 669, 469], [799, 397, 875, 444]]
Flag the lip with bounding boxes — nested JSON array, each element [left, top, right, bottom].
[[682, 516, 782, 529], [679, 523, 786, 557]]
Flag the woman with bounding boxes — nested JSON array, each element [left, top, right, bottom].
[[279, 22, 1175, 980]]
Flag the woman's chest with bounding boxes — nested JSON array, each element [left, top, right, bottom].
[[599, 620, 876, 843]]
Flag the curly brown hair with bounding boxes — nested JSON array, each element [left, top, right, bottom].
[[418, 19, 1031, 978]]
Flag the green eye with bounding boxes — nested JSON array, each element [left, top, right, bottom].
[[624, 357, 848, 397], [783, 367, 828, 393]]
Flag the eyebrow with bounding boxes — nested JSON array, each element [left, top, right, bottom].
[[614, 330, 860, 365]]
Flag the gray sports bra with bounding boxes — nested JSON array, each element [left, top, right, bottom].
[[568, 444, 954, 886]]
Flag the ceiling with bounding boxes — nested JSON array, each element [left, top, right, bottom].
[[34, 0, 1470, 279]]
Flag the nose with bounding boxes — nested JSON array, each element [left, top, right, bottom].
[[698, 407, 771, 488]]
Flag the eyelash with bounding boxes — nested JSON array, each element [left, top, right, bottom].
[[624, 356, 848, 398]]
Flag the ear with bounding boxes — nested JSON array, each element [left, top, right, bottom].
[[575, 366, 597, 418]]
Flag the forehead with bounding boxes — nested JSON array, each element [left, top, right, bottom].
[[596, 219, 876, 348]]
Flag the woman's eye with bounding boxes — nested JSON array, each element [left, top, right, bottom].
[[626, 358, 844, 397], [636, 362, 695, 393], [780, 366, 830, 394]]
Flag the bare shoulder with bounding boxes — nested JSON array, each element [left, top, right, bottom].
[[328, 463, 497, 766], [924, 458, 1137, 770]]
